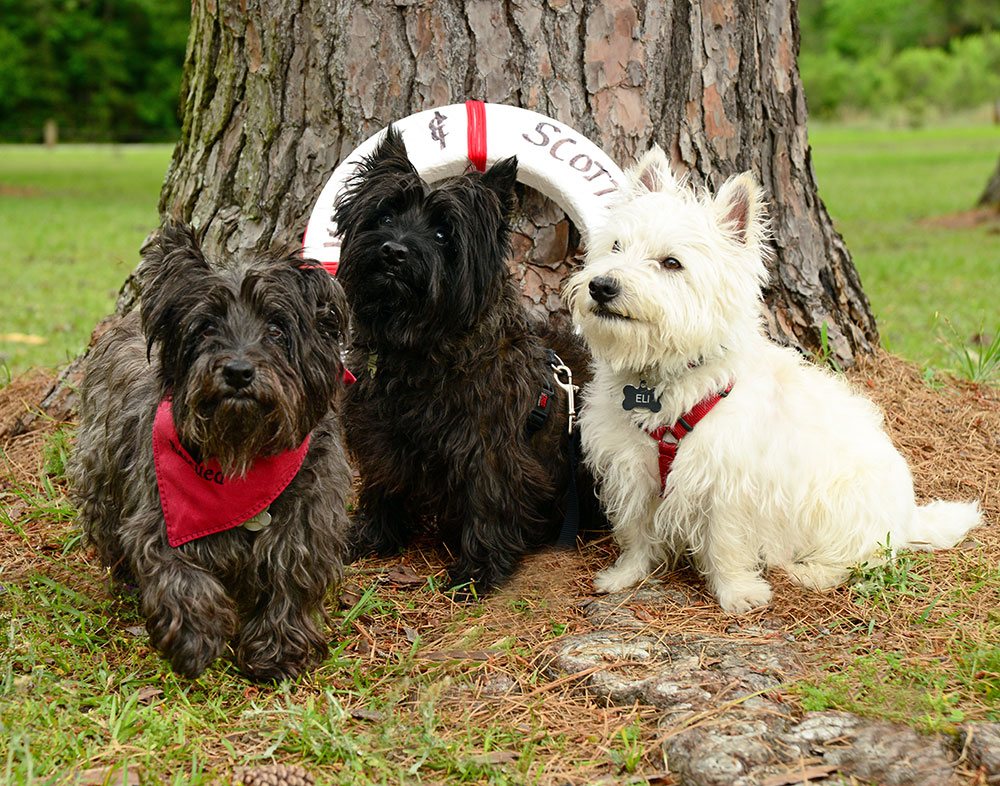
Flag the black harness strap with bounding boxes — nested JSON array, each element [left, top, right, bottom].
[[525, 349, 560, 439]]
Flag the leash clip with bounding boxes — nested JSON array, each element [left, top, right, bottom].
[[549, 354, 578, 435]]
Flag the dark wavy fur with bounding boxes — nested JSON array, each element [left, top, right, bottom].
[[334, 126, 592, 595], [68, 221, 352, 681]]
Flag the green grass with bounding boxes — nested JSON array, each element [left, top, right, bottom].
[[808, 123, 999, 375], [0, 569, 588, 785], [0, 144, 173, 378], [788, 544, 1000, 734]]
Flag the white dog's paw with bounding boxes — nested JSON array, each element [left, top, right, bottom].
[[714, 578, 772, 614], [785, 561, 849, 591], [593, 564, 646, 594]]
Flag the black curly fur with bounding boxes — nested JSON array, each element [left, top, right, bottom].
[[68, 222, 352, 681], [334, 126, 593, 596]]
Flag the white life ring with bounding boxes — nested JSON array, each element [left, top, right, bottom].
[[302, 101, 625, 274]]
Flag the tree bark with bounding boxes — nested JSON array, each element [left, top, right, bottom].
[[977, 153, 1000, 209], [149, 0, 876, 366]]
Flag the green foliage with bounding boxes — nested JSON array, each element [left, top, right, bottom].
[[41, 426, 74, 482], [0, 0, 190, 142], [814, 322, 844, 373], [958, 647, 1000, 708], [800, 32, 1000, 122], [798, 0, 999, 121], [850, 537, 930, 605], [793, 650, 966, 732], [608, 722, 644, 774], [799, 0, 997, 55], [936, 314, 1000, 384]]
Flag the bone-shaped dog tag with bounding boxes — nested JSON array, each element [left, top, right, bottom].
[[622, 381, 662, 412], [242, 507, 272, 532]]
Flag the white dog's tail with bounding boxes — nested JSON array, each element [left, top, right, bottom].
[[904, 500, 983, 551]]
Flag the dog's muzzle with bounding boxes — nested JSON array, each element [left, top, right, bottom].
[[589, 276, 620, 305], [588, 275, 631, 320], [380, 240, 409, 265]]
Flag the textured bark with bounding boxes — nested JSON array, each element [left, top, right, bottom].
[[977, 153, 1000, 208], [145, 0, 877, 366]]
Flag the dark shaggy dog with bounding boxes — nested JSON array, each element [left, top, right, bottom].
[[334, 126, 589, 595], [69, 222, 351, 681]]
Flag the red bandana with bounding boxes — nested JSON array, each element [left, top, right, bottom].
[[152, 400, 310, 547]]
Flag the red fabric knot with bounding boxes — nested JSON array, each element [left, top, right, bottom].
[[152, 400, 311, 546], [466, 100, 488, 173], [645, 382, 733, 494]]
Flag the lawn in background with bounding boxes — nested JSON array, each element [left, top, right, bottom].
[[808, 123, 999, 373], [0, 145, 173, 378]]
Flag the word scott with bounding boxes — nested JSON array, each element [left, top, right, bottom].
[[522, 122, 618, 196]]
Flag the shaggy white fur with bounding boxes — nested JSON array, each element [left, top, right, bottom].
[[566, 147, 983, 614]]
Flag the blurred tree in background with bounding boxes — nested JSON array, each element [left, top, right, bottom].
[[798, 0, 999, 122], [0, 0, 191, 142]]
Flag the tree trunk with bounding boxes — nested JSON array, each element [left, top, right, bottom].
[[153, 0, 876, 366], [977, 153, 1000, 209]]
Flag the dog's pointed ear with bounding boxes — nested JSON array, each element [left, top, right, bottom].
[[627, 145, 678, 196], [139, 220, 209, 282], [139, 219, 213, 357], [713, 172, 767, 247], [335, 125, 418, 245], [367, 124, 419, 177], [480, 156, 518, 217]]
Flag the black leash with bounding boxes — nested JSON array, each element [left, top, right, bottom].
[[525, 349, 582, 548], [547, 352, 581, 549], [556, 426, 582, 548]]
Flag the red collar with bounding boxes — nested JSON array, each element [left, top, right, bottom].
[[645, 382, 733, 495], [152, 400, 310, 547]]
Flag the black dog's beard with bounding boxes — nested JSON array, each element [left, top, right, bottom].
[[175, 363, 305, 477]]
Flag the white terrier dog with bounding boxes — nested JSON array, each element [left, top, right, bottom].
[[566, 148, 982, 614]]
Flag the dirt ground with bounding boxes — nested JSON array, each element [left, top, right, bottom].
[[1, 350, 998, 783]]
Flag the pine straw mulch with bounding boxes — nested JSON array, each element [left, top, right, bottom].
[[1, 350, 998, 784]]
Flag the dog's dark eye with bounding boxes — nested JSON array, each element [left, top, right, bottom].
[[611, 240, 622, 253], [265, 323, 285, 342], [661, 257, 683, 271], [380, 213, 393, 225], [434, 228, 449, 244], [201, 324, 218, 340]]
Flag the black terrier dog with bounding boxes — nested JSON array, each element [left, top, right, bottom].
[[334, 126, 588, 595], [69, 221, 352, 681]]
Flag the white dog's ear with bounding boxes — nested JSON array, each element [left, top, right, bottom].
[[713, 172, 766, 246], [627, 145, 678, 196]]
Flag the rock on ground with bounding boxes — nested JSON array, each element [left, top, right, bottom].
[[544, 583, 989, 785]]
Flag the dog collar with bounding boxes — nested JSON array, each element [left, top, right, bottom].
[[152, 400, 310, 547], [644, 382, 733, 495]]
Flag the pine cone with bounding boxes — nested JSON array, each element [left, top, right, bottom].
[[236, 764, 316, 786]]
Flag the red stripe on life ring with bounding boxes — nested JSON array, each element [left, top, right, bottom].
[[466, 100, 487, 172]]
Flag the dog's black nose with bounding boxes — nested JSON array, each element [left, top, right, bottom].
[[589, 276, 621, 305], [380, 240, 409, 265], [222, 359, 255, 389]]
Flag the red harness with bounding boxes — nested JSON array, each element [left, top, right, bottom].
[[645, 382, 733, 494]]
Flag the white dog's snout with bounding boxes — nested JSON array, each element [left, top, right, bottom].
[[588, 275, 621, 305]]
